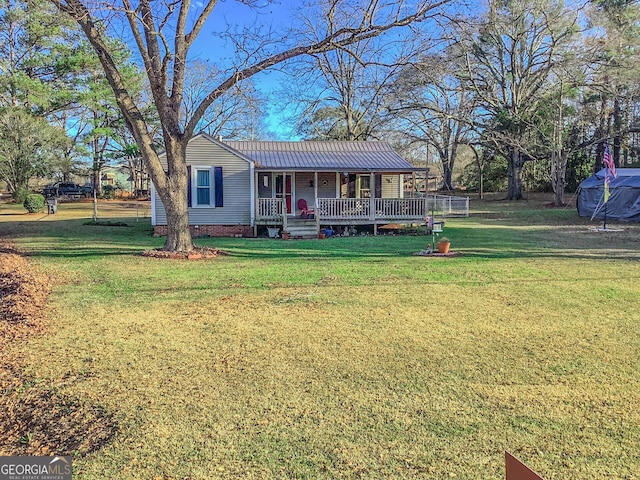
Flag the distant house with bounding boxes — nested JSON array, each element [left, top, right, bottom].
[[152, 133, 429, 237], [101, 166, 132, 192]]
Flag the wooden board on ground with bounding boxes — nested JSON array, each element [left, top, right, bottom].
[[506, 452, 545, 480]]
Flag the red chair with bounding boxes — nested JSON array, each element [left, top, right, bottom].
[[297, 198, 315, 219]]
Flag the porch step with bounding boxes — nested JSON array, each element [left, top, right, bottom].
[[287, 219, 317, 226], [285, 224, 318, 238]]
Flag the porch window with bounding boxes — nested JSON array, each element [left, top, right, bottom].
[[360, 175, 371, 198]]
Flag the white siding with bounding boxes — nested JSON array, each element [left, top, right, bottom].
[[294, 172, 336, 208], [317, 173, 337, 198], [295, 172, 314, 210], [296, 172, 336, 198], [381, 175, 400, 198], [154, 136, 252, 225]]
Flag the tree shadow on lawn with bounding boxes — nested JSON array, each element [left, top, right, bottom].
[[444, 223, 640, 261], [3, 217, 639, 262], [1, 218, 158, 258], [200, 226, 640, 262]]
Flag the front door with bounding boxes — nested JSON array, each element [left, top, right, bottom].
[[275, 173, 293, 214]]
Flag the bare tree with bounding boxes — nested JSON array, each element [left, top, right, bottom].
[[291, 36, 407, 140], [581, 0, 640, 170], [388, 51, 476, 191], [458, 0, 578, 200], [48, 0, 450, 251], [182, 60, 267, 140]]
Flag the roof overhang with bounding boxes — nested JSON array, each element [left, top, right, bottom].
[[254, 167, 418, 174]]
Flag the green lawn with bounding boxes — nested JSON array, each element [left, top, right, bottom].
[[1, 196, 639, 479]]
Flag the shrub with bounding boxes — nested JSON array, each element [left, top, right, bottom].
[[23, 193, 45, 213], [13, 187, 30, 204], [458, 156, 508, 193], [102, 185, 117, 199]]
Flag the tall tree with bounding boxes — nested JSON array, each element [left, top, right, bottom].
[[582, 0, 640, 170], [79, 50, 145, 195], [459, 0, 578, 199], [388, 51, 476, 191], [48, 0, 450, 252], [292, 36, 402, 141], [0, 0, 92, 114], [0, 107, 67, 197]]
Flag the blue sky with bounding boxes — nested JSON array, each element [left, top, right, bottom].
[[118, 0, 453, 140], [188, 1, 302, 139]]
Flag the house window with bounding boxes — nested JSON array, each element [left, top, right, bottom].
[[359, 175, 371, 198], [188, 166, 223, 208], [196, 169, 211, 206]]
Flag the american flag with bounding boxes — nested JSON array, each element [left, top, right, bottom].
[[603, 143, 617, 178]]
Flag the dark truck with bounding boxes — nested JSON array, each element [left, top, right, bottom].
[[43, 182, 90, 198]]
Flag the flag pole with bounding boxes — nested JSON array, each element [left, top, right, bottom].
[[601, 143, 616, 231], [603, 170, 607, 230]]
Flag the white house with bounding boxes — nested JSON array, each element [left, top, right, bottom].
[[152, 133, 428, 237]]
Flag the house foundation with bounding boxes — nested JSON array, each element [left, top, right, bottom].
[[153, 224, 252, 238]]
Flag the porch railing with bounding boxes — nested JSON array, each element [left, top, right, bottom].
[[317, 198, 371, 220], [257, 195, 468, 222], [374, 198, 428, 220], [315, 197, 432, 221], [258, 197, 283, 220]]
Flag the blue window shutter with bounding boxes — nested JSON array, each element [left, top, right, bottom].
[[214, 167, 223, 207], [187, 166, 192, 207]]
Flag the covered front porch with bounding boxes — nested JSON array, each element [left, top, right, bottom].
[[254, 170, 431, 235]]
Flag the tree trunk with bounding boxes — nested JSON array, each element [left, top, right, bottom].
[[613, 97, 621, 166], [92, 165, 101, 195], [441, 161, 453, 191], [470, 144, 483, 200], [507, 148, 524, 200], [594, 141, 604, 173], [552, 159, 566, 206], [441, 143, 458, 191], [551, 147, 568, 207], [160, 187, 193, 252], [153, 144, 194, 252]]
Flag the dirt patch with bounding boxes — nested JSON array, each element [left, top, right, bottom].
[[141, 246, 226, 260], [0, 241, 116, 456]]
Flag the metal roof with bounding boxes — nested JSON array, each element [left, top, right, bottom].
[[223, 140, 416, 172]]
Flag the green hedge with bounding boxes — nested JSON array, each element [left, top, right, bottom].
[[23, 193, 45, 213]]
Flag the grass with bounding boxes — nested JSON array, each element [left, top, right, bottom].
[[1, 195, 640, 479]]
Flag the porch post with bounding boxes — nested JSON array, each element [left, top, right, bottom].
[[253, 168, 258, 236], [369, 172, 375, 222], [424, 167, 430, 223], [282, 172, 287, 232], [314, 171, 320, 235], [314, 171, 319, 206]]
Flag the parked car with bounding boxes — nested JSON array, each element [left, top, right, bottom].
[[80, 183, 94, 195], [43, 182, 85, 197]]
